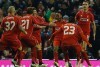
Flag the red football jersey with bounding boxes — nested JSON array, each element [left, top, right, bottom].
[[75, 10, 94, 35], [53, 20, 66, 40], [32, 16, 49, 39], [1, 15, 21, 39], [52, 23, 90, 46], [20, 14, 34, 36], [32, 16, 49, 26], [16, 16, 23, 35]]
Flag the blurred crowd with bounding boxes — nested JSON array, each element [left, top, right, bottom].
[[0, 0, 100, 60]]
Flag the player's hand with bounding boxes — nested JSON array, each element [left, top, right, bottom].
[[36, 44, 41, 50], [41, 26, 46, 29], [49, 23, 56, 27], [89, 44, 92, 48], [25, 31, 27, 34]]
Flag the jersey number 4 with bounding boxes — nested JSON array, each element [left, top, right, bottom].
[[64, 26, 75, 35], [5, 21, 15, 31]]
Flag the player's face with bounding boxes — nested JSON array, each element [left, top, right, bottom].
[[51, 13, 56, 19], [55, 13, 62, 20], [33, 10, 38, 16], [82, 2, 89, 9]]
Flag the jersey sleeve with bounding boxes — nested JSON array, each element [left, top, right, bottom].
[[75, 11, 80, 21], [90, 13, 94, 23], [77, 25, 91, 45], [50, 25, 63, 40], [32, 16, 49, 26], [39, 16, 49, 25], [16, 17, 21, 28]]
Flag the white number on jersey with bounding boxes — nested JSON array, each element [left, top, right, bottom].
[[22, 20, 29, 29], [64, 26, 75, 35], [5, 21, 15, 31]]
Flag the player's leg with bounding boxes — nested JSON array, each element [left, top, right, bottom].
[[81, 50, 92, 66], [31, 46, 38, 67], [53, 40, 60, 67], [11, 39, 26, 66], [35, 37, 44, 66], [81, 35, 92, 66], [36, 43, 45, 65], [26, 36, 38, 67], [73, 45, 82, 67], [82, 35, 89, 50], [61, 45, 71, 67], [0, 39, 7, 59]]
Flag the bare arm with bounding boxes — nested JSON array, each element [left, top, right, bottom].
[[49, 27, 63, 41], [19, 25, 27, 34], [34, 24, 46, 29], [92, 21, 96, 40]]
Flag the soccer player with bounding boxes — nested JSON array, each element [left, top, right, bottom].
[[32, 9, 47, 67], [32, 9, 55, 67], [49, 18, 92, 67], [75, 1, 96, 50], [75, 1, 96, 66], [19, 7, 42, 67], [0, 6, 27, 67], [51, 13, 66, 67]]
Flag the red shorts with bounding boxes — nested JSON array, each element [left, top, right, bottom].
[[0, 37, 21, 51], [53, 40, 62, 47], [84, 34, 90, 40], [20, 35, 38, 47], [34, 36, 41, 43], [61, 44, 82, 53], [82, 30, 90, 38], [33, 30, 41, 43]]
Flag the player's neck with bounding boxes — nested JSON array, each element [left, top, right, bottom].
[[34, 14, 38, 17], [8, 13, 15, 16], [83, 9, 88, 12]]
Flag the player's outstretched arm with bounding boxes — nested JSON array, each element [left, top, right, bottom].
[[78, 26, 92, 47], [90, 13, 96, 40], [49, 27, 63, 42], [34, 24, 46, 29], [19, 25, 27, 34]]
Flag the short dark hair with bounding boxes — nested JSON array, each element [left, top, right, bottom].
[[16, 8, 23, 16], [83, 0, 90, 4], [27, 7, 34, 14]]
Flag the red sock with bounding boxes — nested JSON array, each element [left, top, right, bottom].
[[38, 50, 42, 64], [65, 53, 69, 62], [81, 57, 84, 63], [31, 47, 38, 64], [18, 50, 25, 65], [76, 52, 81, 62], [14, 51, 19, 61], [81, 51, 91, 66], [54, 51, 58, 62]]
